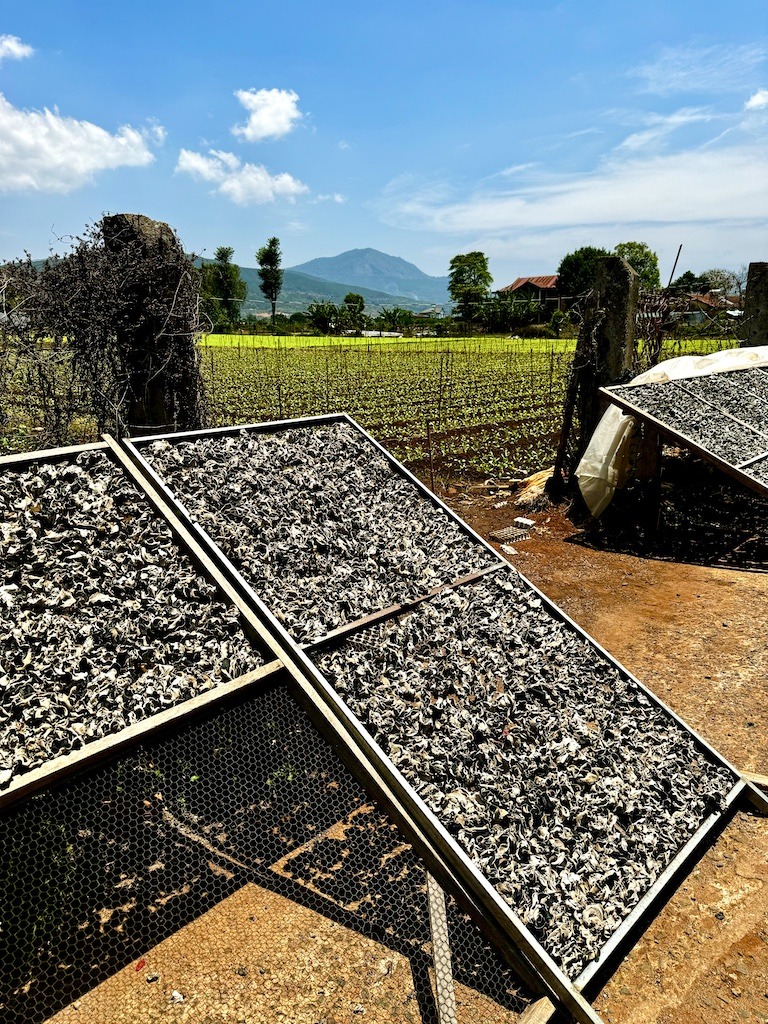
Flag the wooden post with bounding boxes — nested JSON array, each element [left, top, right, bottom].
[[426, 873, 458, 1024], [519, 997, 557, 1024], [739, 262, 768, 348], [427, 420, 436, 492]]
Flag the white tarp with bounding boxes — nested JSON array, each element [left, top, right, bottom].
[[576, 346, 768, 517]]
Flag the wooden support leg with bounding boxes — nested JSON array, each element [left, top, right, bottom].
[[519, 996, 557, 1023], [426, 873, 458, 1024]]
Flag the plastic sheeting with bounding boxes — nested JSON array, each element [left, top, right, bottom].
[[576, 346, 768, 517]]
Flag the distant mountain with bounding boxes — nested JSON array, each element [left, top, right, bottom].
[[27, 250, 442, 317], [235, 265, 429, 315], [288, 248, 450, 306]]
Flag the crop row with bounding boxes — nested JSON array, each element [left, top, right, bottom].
[[204, 339, 574, 479], [203, 334, 727, 481], [1, 333, 726, 480]]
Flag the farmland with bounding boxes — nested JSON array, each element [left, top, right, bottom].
[[1, 332, 726, 480], [199, 333, 724, 482]]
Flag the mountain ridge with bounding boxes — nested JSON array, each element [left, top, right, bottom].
[[29, 248, 450, 316], [288, 248, 450, 306], [236, 264, 431, 315]]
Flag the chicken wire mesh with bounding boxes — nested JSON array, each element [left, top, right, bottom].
[[0, 679, 535, 1024], [2, 418, 751, 1022]]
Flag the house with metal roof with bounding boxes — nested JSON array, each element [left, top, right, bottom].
[[496, 275, 563, 309]]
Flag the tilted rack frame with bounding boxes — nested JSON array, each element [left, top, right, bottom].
[[601, 365, 768, 500], [1, 415, 765, 1024]]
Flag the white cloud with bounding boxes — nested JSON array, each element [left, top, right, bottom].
[[631, 43, 767, 96], [380, 88, 768, 254], [497, 162, 539, 177], [145, 119, 167, 145], [232, 88, 303, 142], [0, 93, 159, 193], [380, 67, 768, 284], [381, 143, 768, 236], [614, 107, 716, 154], [746, 88, 768, 110], [0, 34, 33, 64], [315, 192, 346, 204], [176, 148, 308, 204]]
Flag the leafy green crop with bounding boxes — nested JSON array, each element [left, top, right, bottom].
[[201, 333, 723, 482]]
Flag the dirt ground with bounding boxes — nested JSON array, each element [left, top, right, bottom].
[[449, 479, 768, 1024], [46, 474, 768, 1024]]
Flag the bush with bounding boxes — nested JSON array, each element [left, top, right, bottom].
[[514, 324, 557, 339]]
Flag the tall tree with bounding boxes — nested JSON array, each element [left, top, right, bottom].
[[256, 237, 283, 328], [557, 245, 611, 297], [448, 251, 492, 324], [613, 241, 661, 291], [342, 292, 366, 332], [200, 246, 247, 330]]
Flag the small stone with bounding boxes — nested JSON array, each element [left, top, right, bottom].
[[146, 973, 159, 983]]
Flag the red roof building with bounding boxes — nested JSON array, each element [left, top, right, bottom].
[[495, 275, 562, 309]]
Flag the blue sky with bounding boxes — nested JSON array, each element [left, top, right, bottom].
[[1, 1, 766, 287]]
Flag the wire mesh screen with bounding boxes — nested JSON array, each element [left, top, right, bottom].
[[314, 571, 738, 979], [0, 679, 534, 1024], [605, 367, 768, 490]]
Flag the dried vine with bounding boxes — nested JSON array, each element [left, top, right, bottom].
[[0, 215, 208, 445]]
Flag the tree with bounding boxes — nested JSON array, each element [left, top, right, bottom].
[[671, 267, 747, 298], [699, 267, 745, 297], [613, 241, 660, 291], [671, 270, 707, 293], [256, 237, 283, 328], [448, 251, 492, 324], [378, 307, 414, 332], [200, 246, 247, 331], [557, 245, 611, 298], [306, 301, 339, 334], [342, 292, 366, 332], [478, 294, 543, 333]]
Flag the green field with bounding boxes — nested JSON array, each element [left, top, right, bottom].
[[199, 333, 725, 483], [0, 332, 728, 478]]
